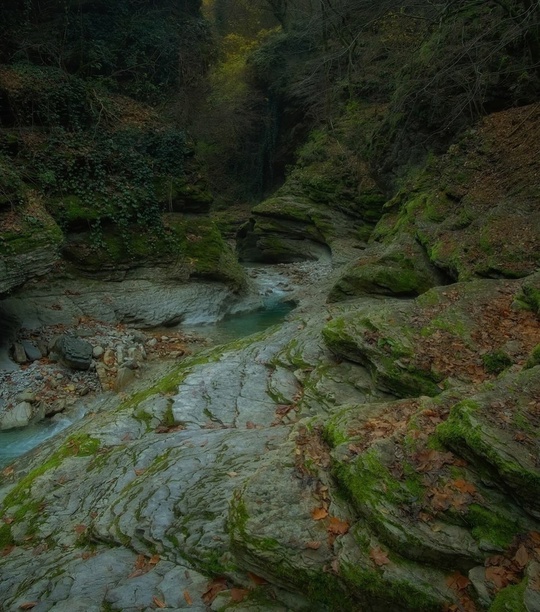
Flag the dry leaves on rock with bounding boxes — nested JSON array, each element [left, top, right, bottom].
[[369, 546, 390, 567], [202, 577, 228, 604]]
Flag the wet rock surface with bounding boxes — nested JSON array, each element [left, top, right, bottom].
[[0, 259, 539, 611]]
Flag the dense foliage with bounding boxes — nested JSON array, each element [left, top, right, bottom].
[[0, 0, 211, 257]]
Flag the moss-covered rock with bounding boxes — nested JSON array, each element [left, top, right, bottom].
[[373, 107, 540, 282], [328, 234, 446, 302], [0, 190, 63, 294], [62, 215, 246, 289], [437, 366, 540, 519], [323, 279, 540, 398]]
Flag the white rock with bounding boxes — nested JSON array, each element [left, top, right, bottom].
[[0, 401, 33, 430]]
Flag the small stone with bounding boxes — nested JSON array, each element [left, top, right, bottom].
[[147, 338, 158, 348], [161, 336, 169, 342], [37, 341, 49, 357], [78, 386, 90, 396], [93, 346, 105, 358], [116, 346, 125, 364], [15, 391, 37, 404], [0, 401, 33, 430], [131, 330, 147, 343], [21, 340, 42, 362], [12, 342, 27, 364], [115, 366, 136, 391], [45, 399, 67, 417], [123, 359, 139, 370], [103, 349, 115, 367]]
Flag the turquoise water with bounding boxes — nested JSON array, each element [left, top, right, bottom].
[[188, 300, 295, 345], [0, 417, 72, 467]]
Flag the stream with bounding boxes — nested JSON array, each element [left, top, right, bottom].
[[0, 265, 298, 467]]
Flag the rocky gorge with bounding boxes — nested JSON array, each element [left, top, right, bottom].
[[1, 0, 540, 610], [0, 106, 539, 612]]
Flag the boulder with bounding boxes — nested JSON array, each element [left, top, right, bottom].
[[53, 335, 93, 370], [11, 342, 27, 364], [0, 401, 33, 430], [21, 339, 42, 361]]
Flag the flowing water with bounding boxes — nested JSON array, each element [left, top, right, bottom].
[[0, 266, 297, 467]]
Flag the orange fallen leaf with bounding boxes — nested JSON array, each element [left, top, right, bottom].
[[2, 466, 14, 477], [446, 571, 471, 591], [452, 479, 476, 495], [514, 544, 529, 568], [306, 541, 321, 550], [18, 603, 37, 610], [370, 546, 390, 566], [485, 566, 510, 590], [1, 545, 15, 557], [152, 595, 166, 608], [311, 507, 329, 521], [74, 524, 87, 534], [183, 590, 193, 605], [202, 577, 228, 604], [134, 469, 145, 476], [230, 588, 249, 603], [328, 517, 350, 536], [247, 571, 268, 585], [149, 554, 160, 565]]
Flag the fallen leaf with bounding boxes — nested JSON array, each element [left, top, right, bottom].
[[311, 507, 329, 521], [452, 479, 476, 495], [446, 571, 471, 591], [305, 541, 321, 550], [3, 516, 14, 524], [2, 466, 14, 477], [1, 545, 15, 557], [152, 595, 166, 608], [485, 566, 510, 590], [18, 604, 37, 610], [74, 524, 87, 534], [81, 551, 96, 560], [202, 577, 228, 604], [246, 421, 256, 429], [149, 554, 160, 565], [247, 571, 268, 585], [370, 546, 390, 566], [514, 545, 529, 568], [230, 588, 249, 603], [134, 469, 145, 476], [183, 590, 193, 605], [328, 517, 350, 536]]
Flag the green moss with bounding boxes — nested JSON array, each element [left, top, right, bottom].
[[525, 344, 540, 369], [340, 560, 442, 611], [0, 523, 13, 548], [3, 434, 100, 509], [438, 401, 540, 502], [466, 504, 521, 549], [482, 351, 512, 374], [488, 580, 527, 612]]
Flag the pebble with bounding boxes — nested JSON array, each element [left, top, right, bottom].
[[93, 346, 104, 358]]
